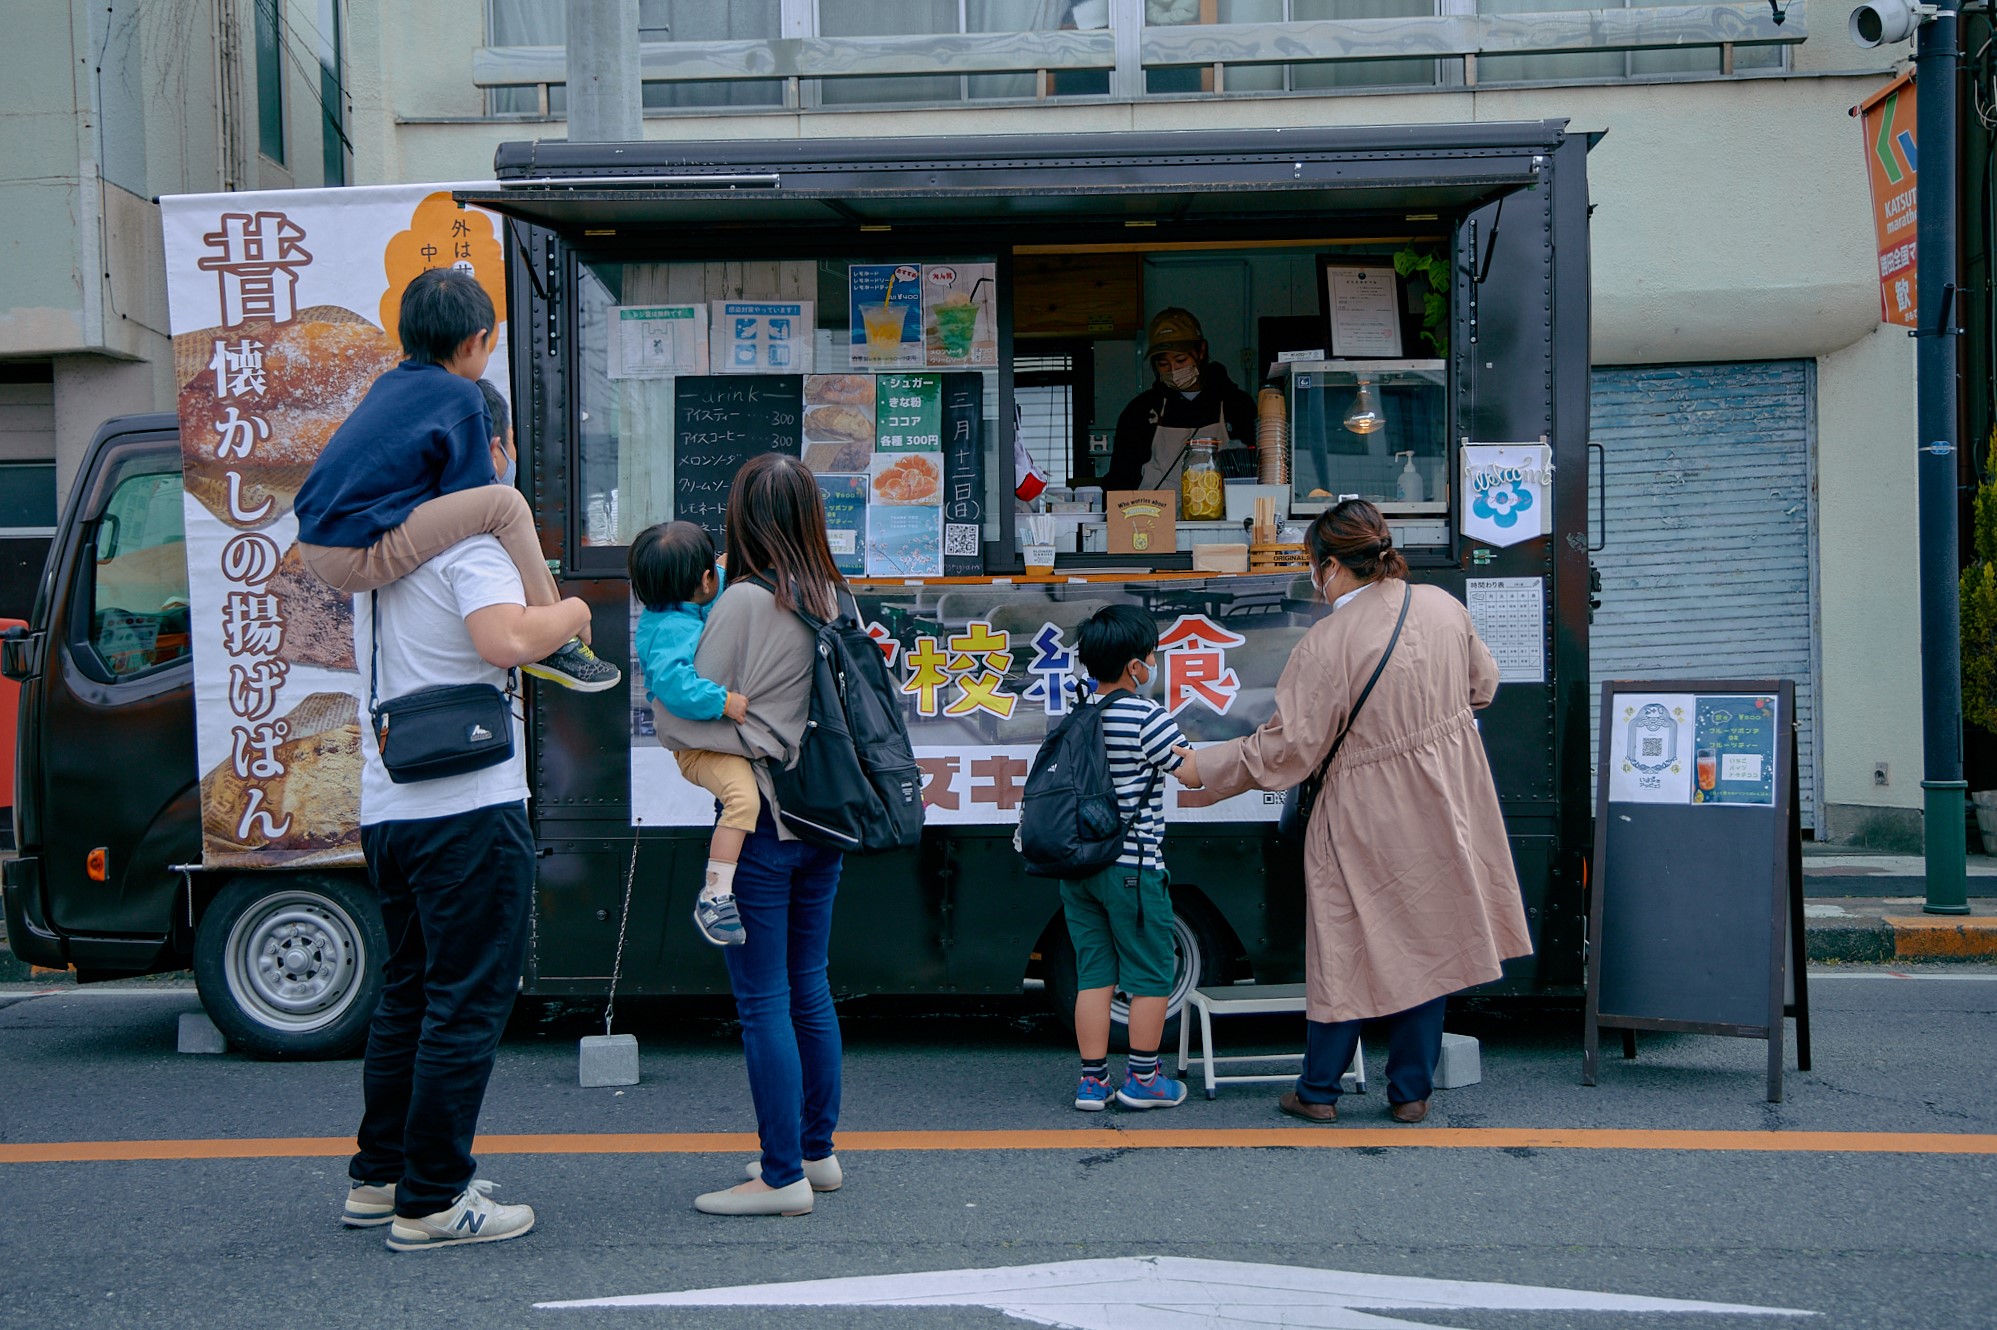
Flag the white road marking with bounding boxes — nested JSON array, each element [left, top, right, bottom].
[[536, 1255, 1815, 1327]]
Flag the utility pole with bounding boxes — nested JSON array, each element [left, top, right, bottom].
[[566, 0, 641, 143], [1915, 0, 1972, 914]]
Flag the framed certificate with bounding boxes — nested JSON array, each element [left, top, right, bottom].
[[1317, 261, 1406, 359]]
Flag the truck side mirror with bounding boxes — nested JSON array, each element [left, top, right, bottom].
[[94, 514, 121, 565], [0, 627, 36, 682]]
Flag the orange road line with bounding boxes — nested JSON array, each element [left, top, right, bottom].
[[3, 1127, 1997, 1165]]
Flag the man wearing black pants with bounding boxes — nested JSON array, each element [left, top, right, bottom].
[[337, 529, 592, 1250]]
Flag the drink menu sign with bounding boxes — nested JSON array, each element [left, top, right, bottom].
[[1607, 691, 1779, 807], [161, 183, 510, 869]]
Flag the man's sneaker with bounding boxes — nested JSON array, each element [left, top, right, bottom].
[[1115, 1070, 1189, 1110], [347, 1177, 497, 1228], [522, 638, 622, 693], [384, 1183, 534, 1252], [693, 893, 745, 947], [1074, 1074, 1114, 1111]]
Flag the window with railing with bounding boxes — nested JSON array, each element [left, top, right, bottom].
[[478, 0, 1798, 115]]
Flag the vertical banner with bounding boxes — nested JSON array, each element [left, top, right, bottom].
[[1859, 70, 1918, 328], [161, 183, 509, 868]]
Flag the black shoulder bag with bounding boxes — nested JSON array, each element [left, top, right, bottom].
[[1275, 582, 1412, 846], [367, 590, 520, 785]]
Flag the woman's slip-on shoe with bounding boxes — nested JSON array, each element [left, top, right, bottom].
[[745, 1154, 842, 1191], [694, 1178, 814, 1216]]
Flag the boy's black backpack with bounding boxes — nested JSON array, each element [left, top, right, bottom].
[[761, 580, 924, 855], [1016, 695, 1158, 880]]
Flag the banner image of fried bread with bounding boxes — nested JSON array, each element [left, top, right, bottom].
[[803, 378, 877, 473], [804, 373, 873, 407], [263, 542, 356, 672], [200, 690, 364, 865], [175, 308, 401, 530]]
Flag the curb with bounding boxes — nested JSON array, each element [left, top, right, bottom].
[[1806, 916, 1997, 964]]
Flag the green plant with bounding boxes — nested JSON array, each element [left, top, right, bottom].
[[1962, 431, 1997, 733], [1393, 246, 1450, 359]]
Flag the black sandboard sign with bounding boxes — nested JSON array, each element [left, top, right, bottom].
[[940, 371, 985, 576], [1584, 679, 1811, 1102], [673, 375, 803, 541]]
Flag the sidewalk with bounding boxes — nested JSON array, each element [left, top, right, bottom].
[[1800, 846, 1997, 963]]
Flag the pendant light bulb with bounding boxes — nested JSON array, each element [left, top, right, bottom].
[[1343, 377, 1384, 436]]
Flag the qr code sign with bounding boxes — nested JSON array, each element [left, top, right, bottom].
[[1641, 737, 1663, 758], [944, 524, 980, 557]]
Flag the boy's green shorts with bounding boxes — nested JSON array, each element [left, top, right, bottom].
[[1059, 865, 1176, 998]]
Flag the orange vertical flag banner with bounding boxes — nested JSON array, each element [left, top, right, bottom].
[[1860, 70, 1919, 328]]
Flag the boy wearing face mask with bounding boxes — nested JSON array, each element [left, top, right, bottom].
[[1102, 307, 1259, 494], [1063, 605, 1202, 1112]]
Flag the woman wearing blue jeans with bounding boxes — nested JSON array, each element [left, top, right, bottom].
[[650, 453, 850, 1217]]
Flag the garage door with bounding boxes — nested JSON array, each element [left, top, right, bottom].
[[1590, 361, 1820, 831]]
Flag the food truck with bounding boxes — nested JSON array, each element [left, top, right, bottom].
[[1, 124, 1594, 1057]]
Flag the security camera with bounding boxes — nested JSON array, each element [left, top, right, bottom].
[[1849, 0, 1929, 47]]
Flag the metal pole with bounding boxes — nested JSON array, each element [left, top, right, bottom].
[[1916, 0, 1972, 914], [565, 0, 641, 143]]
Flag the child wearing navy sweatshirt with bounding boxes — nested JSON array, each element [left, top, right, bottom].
[[293, 267, 619, 692]]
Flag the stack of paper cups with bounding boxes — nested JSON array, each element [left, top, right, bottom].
[[1256, 388, 1289, 486]]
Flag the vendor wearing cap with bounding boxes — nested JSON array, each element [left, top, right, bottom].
[[1104, 307, 1259, 494]]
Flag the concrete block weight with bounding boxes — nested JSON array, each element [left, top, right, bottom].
[[177, 1012, 228, 1055], [1432, 1032, 1481, 1089], [579, 1033, 640, 1087]]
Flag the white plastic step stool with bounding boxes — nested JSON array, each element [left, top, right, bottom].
[[1175, 983, 1364, 1100]]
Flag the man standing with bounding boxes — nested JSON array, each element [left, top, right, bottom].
[[337, 523, 591, 1250]]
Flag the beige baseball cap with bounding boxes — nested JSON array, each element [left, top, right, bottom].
[[1145, 307, 1206, 359]]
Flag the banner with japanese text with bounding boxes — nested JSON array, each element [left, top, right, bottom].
[[1859, 70, 1918, 328], [160, 183, 508, 868], [630, 585, 1296, 827]]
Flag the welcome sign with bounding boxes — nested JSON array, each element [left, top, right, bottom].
[[1460, 443, 1552, 548]]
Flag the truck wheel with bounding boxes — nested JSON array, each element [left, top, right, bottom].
[[1043, 899, 1222, 1053], [193, 874, 384, 1060]]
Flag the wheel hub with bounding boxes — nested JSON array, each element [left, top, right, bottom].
[[225, 897, 362, 1025]]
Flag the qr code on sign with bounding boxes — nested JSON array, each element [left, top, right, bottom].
[[944, 524, 980, 557], [1641, 737, 1664, 758]]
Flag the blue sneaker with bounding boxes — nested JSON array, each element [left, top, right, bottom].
[[1073, 1074, 1114, 1112], [1116, 1070, 1189, 1110], [693, 893, 745, 947]]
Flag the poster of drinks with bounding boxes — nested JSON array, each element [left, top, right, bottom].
[[923, 263, 995, 366], [1607, 692, 1778, 806], [849, 262, 995, 369], [849, 264, 925, 368]]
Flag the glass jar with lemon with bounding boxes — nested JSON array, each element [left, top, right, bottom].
[[1179, 438, 1225, 521]]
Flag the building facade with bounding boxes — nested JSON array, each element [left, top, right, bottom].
[[0, 0, 1924, 843]]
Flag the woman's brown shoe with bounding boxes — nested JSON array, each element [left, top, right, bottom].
[[1278, 1091, 1338, 1123], [1389, 1099, 1430, 1123]]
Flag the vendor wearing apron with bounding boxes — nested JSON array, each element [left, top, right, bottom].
[[1103, 307, 1259, 494]]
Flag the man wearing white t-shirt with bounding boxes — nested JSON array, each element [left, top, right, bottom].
[[339, 533, 591, 1251]]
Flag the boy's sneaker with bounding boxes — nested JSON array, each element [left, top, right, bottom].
[[342, 1181, 396, 1228], [693, 893, 745, 947], [1073, 1074, 1114, 1111], [1115, 1070, 1189, 1110], [385, 1183, 534, 1252], [522, 638, 622, 693]]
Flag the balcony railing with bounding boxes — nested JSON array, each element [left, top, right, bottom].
[[471, 4, 1806, 114]]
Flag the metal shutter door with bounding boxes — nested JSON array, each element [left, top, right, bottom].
[[1590, 361, 1820, 831]]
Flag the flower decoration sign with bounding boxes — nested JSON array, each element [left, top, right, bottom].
[[1460, 443, 1551, 548]]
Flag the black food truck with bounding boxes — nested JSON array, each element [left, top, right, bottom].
[[2, 124, 1593, 1057]]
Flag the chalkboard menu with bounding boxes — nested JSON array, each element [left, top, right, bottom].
[[1585, 679, 1810, 1102], [673, 375, 802, 540], [940, 372, 985, 576]]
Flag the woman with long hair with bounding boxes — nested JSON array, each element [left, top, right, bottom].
[[1179, 500, 1531, 1124], [651, 452, 852, 1215]]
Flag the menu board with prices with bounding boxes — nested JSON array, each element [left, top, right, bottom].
[[1464, 577, 1546, 684], [876, 374, 943, 451], [671, 375, 802, 541]]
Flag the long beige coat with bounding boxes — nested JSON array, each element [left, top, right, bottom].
[[1199, 579, 1532, 1023]]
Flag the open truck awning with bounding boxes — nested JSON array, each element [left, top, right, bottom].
[[453, 123, 1568, 232]]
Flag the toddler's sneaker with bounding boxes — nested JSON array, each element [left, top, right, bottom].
[[523, 637, 622, 693], [1074, 1073, 1114, 1111], [693, 893, 745, 947], [385, 1183, 534, 1252], [1115, 1070, 1188, 1110]]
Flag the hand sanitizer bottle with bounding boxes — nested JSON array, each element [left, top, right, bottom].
[[1394, 451, 1424, 503]]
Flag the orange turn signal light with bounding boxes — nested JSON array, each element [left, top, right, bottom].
[[86, 848, 107, 882]]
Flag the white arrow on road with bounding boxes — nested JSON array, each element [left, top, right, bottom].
[[536, 1255, 1816, 1327]]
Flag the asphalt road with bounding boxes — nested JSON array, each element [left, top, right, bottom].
[[0, 970, 1991, 1330]]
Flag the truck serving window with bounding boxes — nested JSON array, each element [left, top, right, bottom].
[[79, 463, 190, 679]]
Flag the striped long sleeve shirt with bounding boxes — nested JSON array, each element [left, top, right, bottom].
[[1096, 693, 1187, 870]]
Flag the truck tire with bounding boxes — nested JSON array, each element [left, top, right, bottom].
[[1043, 896, 1222, 1053], [193, 874, 384, 1060]]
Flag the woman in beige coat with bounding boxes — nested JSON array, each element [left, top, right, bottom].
[[1178, 501, 1531, 1124]]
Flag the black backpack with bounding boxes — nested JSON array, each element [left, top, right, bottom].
[[1016, 696, 1159, 880], [763, 582, 925, 855]]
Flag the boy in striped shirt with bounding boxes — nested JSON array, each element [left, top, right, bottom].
[[1065, 605, 1202, 1111]]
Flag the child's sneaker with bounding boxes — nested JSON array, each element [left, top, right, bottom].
[[1115, 1070, 1188, 1110], [1073, 1074, 1114, 1111], [385, 1183, 534, 1251], [693, 893, 745, 947], [522, 638, 622, 693]]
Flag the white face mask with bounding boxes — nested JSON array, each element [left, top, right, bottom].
[[1162, 362, 1201, 392], [1132, 659, 1159, 697]]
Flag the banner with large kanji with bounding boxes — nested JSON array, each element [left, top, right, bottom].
[[629, 587, 1294, 827], [161, 183, 508, 869]]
